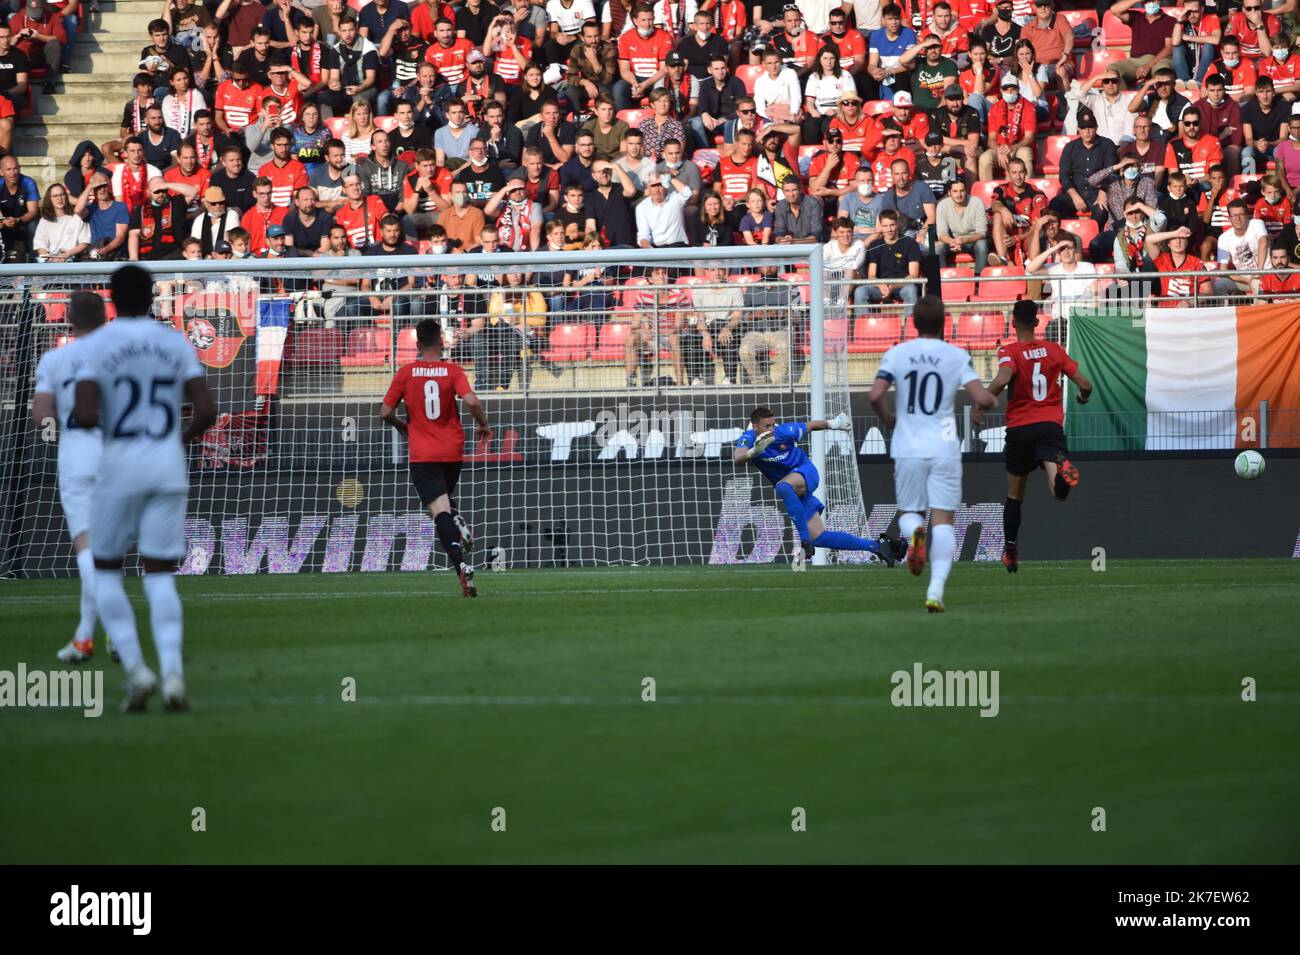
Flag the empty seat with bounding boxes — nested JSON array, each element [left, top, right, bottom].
[[339, 326, 391, 367], [939, 267, 976, 303], [953, 312, 1006, 350], [851, 316, 901, 353], [974, 266, 1027, 303], [543, 323, 594, 362], [593, 321, 631, 360], [1060, 217, 1100, 249]]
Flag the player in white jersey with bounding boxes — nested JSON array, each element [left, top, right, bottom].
[[73, 266, 217, 712], [868, 296, 996, 613], [32, 292, 108, 663]]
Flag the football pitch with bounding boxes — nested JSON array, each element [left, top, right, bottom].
[[2, 560, 1297, 864]]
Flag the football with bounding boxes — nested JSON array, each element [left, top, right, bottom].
[[1234, 450, 1265, 480]]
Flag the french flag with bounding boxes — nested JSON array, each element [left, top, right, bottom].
[[255, 298, 292, 397]]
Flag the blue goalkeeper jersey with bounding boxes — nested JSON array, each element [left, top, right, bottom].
[[736, 422, 811, 484]]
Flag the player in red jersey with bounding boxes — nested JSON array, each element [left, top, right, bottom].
[[978, 300, 1093, 573], [380, 319, 491, 597]]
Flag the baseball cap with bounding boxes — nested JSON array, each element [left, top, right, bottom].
[[825, 126, 844, 141], [267, 224, 286, 238], [943, 84, 964, 100], [924, 132, 943, 146], [1000, 74, 1020, 88], [214, 240, 232, 254], [665, 52, 684, 66], [467, 49, 486, 64], [892, 90, 913, 107], [204, 186, 226, 202]]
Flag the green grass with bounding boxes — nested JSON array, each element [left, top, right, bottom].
[[2, 561, 1298, 863]]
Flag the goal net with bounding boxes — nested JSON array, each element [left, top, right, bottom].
[[0, 245, 878, 577]]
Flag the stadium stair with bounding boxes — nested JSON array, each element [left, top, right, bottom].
[[15, 0, 157, 193]]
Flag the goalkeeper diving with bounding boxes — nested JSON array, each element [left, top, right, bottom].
[[734, 407, 906, 565]]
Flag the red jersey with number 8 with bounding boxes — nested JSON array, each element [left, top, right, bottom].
[[383, 360, 472, 461], [996, 339, 1078, 428]]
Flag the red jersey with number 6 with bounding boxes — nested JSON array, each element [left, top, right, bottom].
[[996, 339, 1078, 427], [383, 360, 472, 461]]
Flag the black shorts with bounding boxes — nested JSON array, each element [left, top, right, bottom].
[[410, 461, 462, 507], [1004, 422, 1068, 476]]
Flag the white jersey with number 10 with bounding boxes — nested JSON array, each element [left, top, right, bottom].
[[75, 317, 205, 493], [876, 337, 980, 460]]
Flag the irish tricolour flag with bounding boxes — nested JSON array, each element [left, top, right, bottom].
[[1066, 303, 1300, 450]]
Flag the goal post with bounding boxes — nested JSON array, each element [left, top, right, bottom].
[[0, 243, 879, 576]]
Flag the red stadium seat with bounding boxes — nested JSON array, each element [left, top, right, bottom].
[[543, 323, 594, 362], [1077, 47, 1127, 82], [616, 108, 650, 127], [863, 99, 893, 118], [1100, 12, 1132, 47], [619, 275, 647, 308], [735, 65, 764, 94], [289, 327, 345, 368], [1028, 178, 1061, 203], [325, 116, 349, 139], [939, 267, 976, 303], [594, 321, 631, 360], [974, 266, 1026, 303], [851, 316, 901, 353], [339, 326, 391, 367], [1062, 10, 1100, 47], [1060, 217, 1100, 249], [675, 275, 709, 285], [375, 115, 398, 133], [1038, 135, 1073, 176], [952, 312, 1007, 350], [971, 179, 1005, 208], [727, 273, 762, 285], [803, 318, 849, 355], [395, 326, 418, 364]]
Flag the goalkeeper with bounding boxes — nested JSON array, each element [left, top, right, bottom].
[[734, 407, 905, 565]]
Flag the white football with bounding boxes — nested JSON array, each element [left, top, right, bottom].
[[1234, 450, 1265, 480]]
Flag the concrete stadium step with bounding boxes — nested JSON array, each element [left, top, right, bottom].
[[13, 129, 124, 163], [24, 92, 134, 122], [60, 71, 140, 89]]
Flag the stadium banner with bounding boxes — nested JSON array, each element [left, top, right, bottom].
[[1066, 303, 1300, 451]]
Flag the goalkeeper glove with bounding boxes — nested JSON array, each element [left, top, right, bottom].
[[747, 430, 775, 459], [829, 412, 852, 431]]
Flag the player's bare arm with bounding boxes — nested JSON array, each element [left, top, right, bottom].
[[965, 378, 998, 410], [973, 365, 1013, 426], [182, 377, 218, 443], [1069, 369, 1093, 403], [867, 377, 895, 429], [31, 391, 55, 430], [379, 400, 409, 436], [462, 391, 491, 443]]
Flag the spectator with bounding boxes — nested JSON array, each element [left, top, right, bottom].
[[980, 73, 1036, 180], [1164, 107, 1220, 197], [341, 97, 379, 161], [1089, 154, 1157, 252], [434, 179, 487, 252], [959, 37, 997, 123], [928, 86, 980, 184], [358, 0, 410, 44], [215, 0, 268, 51], [915, 131, 959, 199], [1109, 0, 1176, 85], [1225, 1, 1280, 69], [1158, 169, 1204, 250], [400, 62, 442, 128], [140, 104, 183, 171], [756, 127, 798, 198], [328, 14, 379, 113], [980, 0, 1019, 70], [111, 138, 163, 216], [808, 126, 859, 206], [63, 140, 106, 207], [354, 129, 409, 211], [1025, 234, 1097, 324], [1203, 35, 1255, 103], [564, 232, 615, 319], [0, 24, 28, 148], [1051, 109, 1117, 224], [803, 42, 855, 144], [208, 143, 255, 211], [164, 141, 211, 218], [821, 214, 867, 307], [453, 48, 505, 123], [587, 158, 637, 246], [838, 166, 878, 242], [333, 172, 387, 248], [565, 18, 617, 109], [1020, 0, 1073, 99], [639, 86, 686, 159], [74, 173, 129, 261], [263, 62, 303, 125], [32, 183, 88, 261], [291, 102, 332, 170], [240, 175, 286, 253], [823, 6, 868, 95], [1276, 106, 1300, 200], [524, 99, 576, 168], [458, 0, 502, 48], [655, 137, 701, 205], [128, 176, 188, 259], [615, 127, 657, 194], [689, 191, 738, 246], [1242, 75, 1289, 174], [738, 185, 773, 243], [614, 3, 672, 109], [189, 185, 239, 254], [553, 182, 589, 244], [883, 89, 929, 156], [771, 5, 817, 72], [191, 21, 233, 94], [678, 10, 729, 80], [308, 139, 350, 211], [1006, 40, 1047, 125], [288, 18, 331, 112], [989, 157, 1046, 265], [1256, 243, 1300, 297], [398, 148, 440, 239], [423, 15, 475, 90], [868, 157, 937, 251], [509, 145, 557, 211], [1170, 0, 1220, 86], [455, 136, 507, 201], [559, 129, 599, 191], [901, 32, 959, 114], [581, 94, 629, 160], [1143, 221, 1213, 303], [690, 263, 743, 383], [1252, 173, 1292, 236], [738, 264, 794, 385], [163, 0, 212, 53], [936, 178, 989, 272], [866, 3, 916, 102], [1262, 32, 1300, 101], [485, 177, 544, 251], [1198, 72, 1243, 177], [774, 174, 823, 243], [121, 73, 157, 142], [139, 18, 190, 99], [10, 0, 64, 94], [692, 55, 745, 148], [234, 27, 279, 87], [1128, 66, 1190, 138], [214, 64, 264, 136], [505, 61, 554, 129], [162, 66, 206, 138], [1066, 70, 1133, 143], [635, 172, 692, 247], [754, 45, 801, 124], [1214, 197, 1269, 294], [361, 214, 419, 320], [863, 208, 923, 315], [283, 185, 333, 254], [1112, 196, 1164, 285]]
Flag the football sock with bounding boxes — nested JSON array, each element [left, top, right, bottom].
[[899, 511, 924, 541], [1054, 473, 1071, 500], [810, 530, 886, 555], [775, 483, 811, 542], [143, 572, 183, 682], [1004, 497, 1022, 545], [74, 548, 97, 640], [927, 523, 956, 602], [434, 512, 464, 566], [94, 570, 143, 673]]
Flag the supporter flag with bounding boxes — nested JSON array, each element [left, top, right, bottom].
[[254, 297, 292, 397], [1066, 303, 1300, 450]]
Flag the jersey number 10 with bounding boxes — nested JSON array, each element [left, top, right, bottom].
[[903, 370, 942, 416]]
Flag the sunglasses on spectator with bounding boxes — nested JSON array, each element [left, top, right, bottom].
[[152, 189, 168, 195], [1101, 77, 1119, 84], [738, 108, 755, 114], [1183, 118, 1200, 125]]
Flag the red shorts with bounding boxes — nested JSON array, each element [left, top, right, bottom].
[[0, 95, 14, 120]]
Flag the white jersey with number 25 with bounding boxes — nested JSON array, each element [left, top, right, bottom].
[[876, 337, 980, 460], [75, 317, 205, 493]]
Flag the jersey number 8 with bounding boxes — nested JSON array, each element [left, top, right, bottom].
[[423, 379, 441, 421]]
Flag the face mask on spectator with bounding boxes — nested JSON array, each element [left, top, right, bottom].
[[997, 8, 1012, 20], [1223, 56, 1239, 68], [1003, 90, 1019, 104], [1144, 2, 1160, 15], [637, 25, 654, 37], [665, 159, 682, 169], [431, 243, 447, 253], [1124, 166, 1140, 181], [696, 27, 709, 39], [1266, 193, 1282, 204], [1274, 49, 1290, 63], [451, 193, 467, 207], [857, 182, 872, 197]]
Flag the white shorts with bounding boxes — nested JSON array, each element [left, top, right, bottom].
[[58, 473, 96, 540], [90, 490, 189, 562], [893, 456, 963, 513]]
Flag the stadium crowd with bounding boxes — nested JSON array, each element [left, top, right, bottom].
[[3, 0, 1300, 384]]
